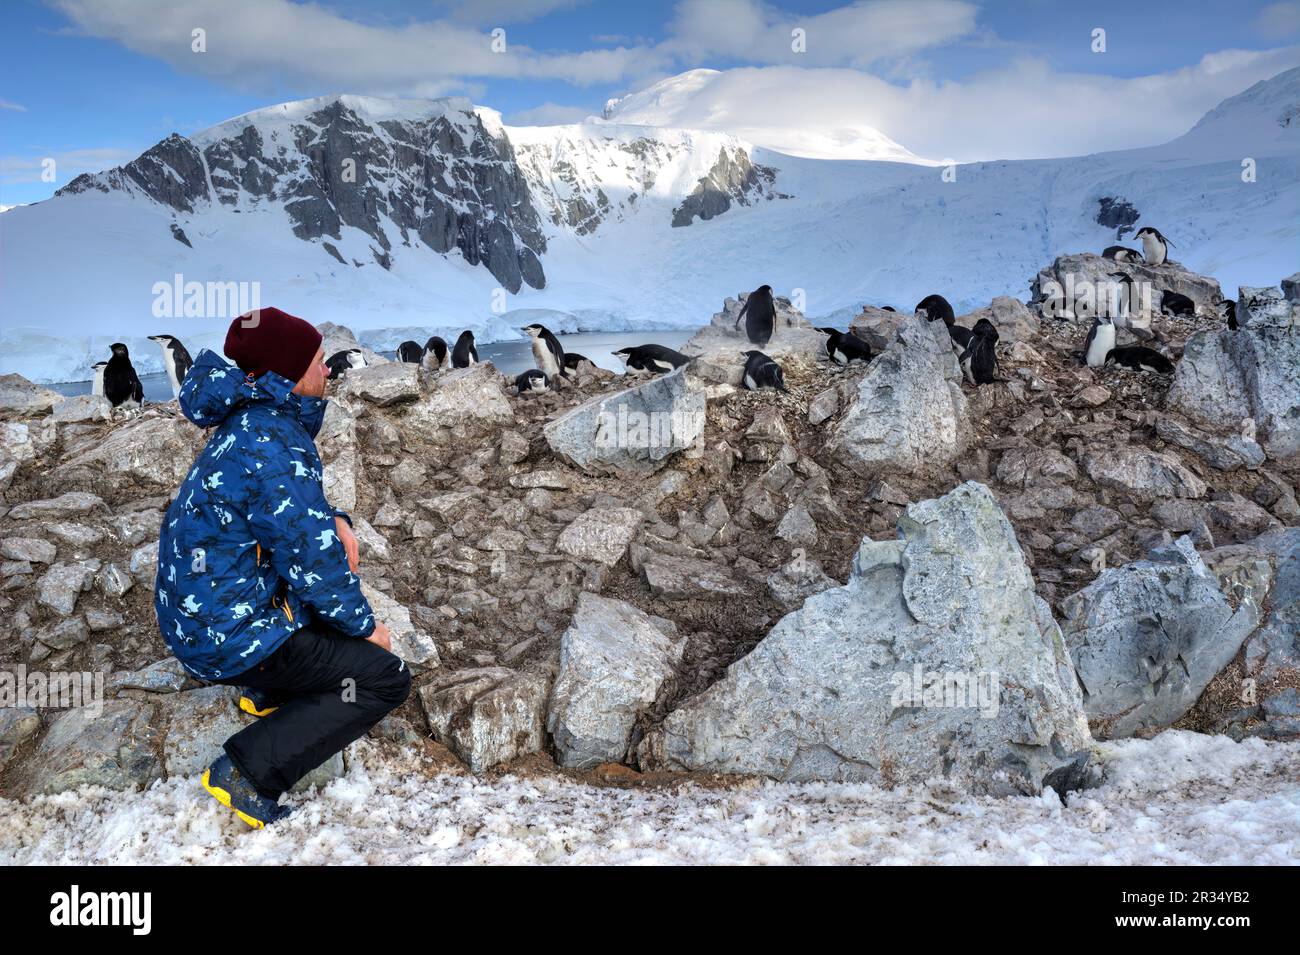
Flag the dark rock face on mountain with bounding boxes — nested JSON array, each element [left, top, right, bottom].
[[60, 99, 548, 292], [672, 147, 780, 227]]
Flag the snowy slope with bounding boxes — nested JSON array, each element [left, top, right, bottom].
[[600, 68, 936, 164], [1, 67, 1297, 383], [1, 731, 1297, 864]]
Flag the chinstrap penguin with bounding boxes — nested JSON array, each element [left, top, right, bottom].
[[423, 336, 449, 372], [1103, 245, 1144, 264], [741, 350, 788, 392], [958, 318, 1000, 385], [1161, 290, 1195, 317], [396, 340, 423, 363], [147, 334, 193, 399], [452, 330, 479, 368], [613, 344, 689, 376], [563, 352, 593, 372], [514, 369, 549, 393], [90, 361, 108, 398], [1219, 300, 1238, 330], [103, 342, 144, 408], [815, 327, 873, 367], [1105, 346, 1175, 375], [1135, 227, 1173, 266], [325, 349, 366, 379], [735, 285, 776, 346], [521, 323, 567, 378]]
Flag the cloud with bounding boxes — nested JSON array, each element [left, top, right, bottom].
[[439, 0, 590, 26], [664, 0, 978, 67], [0, 147, 139, 184], [0, 98, 27, 111], [1255, 2, 1300, 35], [46, 0, 671, 93], [507, 102, 597, 125], [605, 48, 1300, 162]]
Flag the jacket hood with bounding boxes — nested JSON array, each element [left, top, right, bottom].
[[180, 349, 327, 437]]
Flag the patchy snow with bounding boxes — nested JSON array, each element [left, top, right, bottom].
[[1, 731, 1296, 865]]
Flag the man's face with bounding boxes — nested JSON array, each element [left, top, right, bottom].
[[292, 347, 328, 399]]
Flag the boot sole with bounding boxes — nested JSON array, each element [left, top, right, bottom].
[[201, 768, 267, 830], [238, 696, 279, 718]]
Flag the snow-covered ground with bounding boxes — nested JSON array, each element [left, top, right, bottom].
[[2, 731, 1296, 865]]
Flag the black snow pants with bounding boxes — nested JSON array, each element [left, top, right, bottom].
[[215, 620, 412, 800]]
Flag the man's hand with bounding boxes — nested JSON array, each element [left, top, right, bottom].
[[336, 516, 359, 574], [366, 621, 392, 652]]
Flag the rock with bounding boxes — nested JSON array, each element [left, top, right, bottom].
[[402, 364, 515, 442], [1155, 416, 1265, 472], [641, 553, 747, 599], [1071, 385, 1111, 409], [98, 562, 134, 598], [361, 583, 440, 672], [128, 542, 158, 585], [8, 491, 106, 521], [1060, 536, 1270, 739], [21, 700, 161, 796], [1082, 447, 1207, 499], [161, 685, 342, 791], [337, 361, 421, 406], [1236, 529, 1300, 686], [498, 430, 529, 467], [109, 657, 197, 694], [0, 708, 40, 772], [51, 394, 113, 423], [848, 304, 907, 351], [1167, 286, 1300, 464], [766, 554, 839, 607], [0, 537, 56, 564], [1031, 252, 1221, 328], [417, 667, 550, 772], [322, 448, 359, 512], [509, 469, 570, 491], [56, 416, 201, 490], [958, 296, 1040, 342], [547, 594, 684, 769], [996, 447, 1078, 487], [775, 502, 818, 545], [556, 507, 644, 566], [36, 561, 96, 615], [807, 386, 841, 425], [0, 373, 61, 415], [35, 617, 89, 651], [639, 483, 1093, 795], [544, 367, 705, 477], [351, 516, 390, 561], [829, 316, 967, 473], [1069, 506, 1122, 541]]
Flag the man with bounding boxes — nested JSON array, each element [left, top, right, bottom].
[[155, 306, 410, 828]]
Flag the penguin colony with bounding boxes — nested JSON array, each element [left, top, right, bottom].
[[82, 224, 1205, 409]]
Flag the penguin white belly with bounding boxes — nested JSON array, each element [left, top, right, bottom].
[[744, 372, 758, 389], [160, 348, 180, 398], [531, 339, 559, 377], [1085, 323, 1116, 367], [650, 359, 673, 372], [91, 370, 105, 397], [1141, 234, 1166, 265], [832, 347, 848, 365]]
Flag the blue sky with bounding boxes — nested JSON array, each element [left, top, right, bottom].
[[3, 0, 1299, 205]]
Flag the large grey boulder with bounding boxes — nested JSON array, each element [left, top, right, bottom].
[[547, 593, 684, 770], [1167, 285, 1300, 464], [1059, 536, 1271, 739], [828, 316, 968, 473], [639, 483, 1094, 795], [957, 296, 1040, 342], [849, 304, 907, 351], [544, 367, 705, 477], [337, 361, 420, 407], [55, 414, 201, 490], [0, 373, 61, 416], [20, 700, 162, 796], [1082, 446, 1207, 500], [417, 667, 550, 772], [51, 394, 112, 423], [401, 363, 514, 443], [1030, 252, 1222, 328]]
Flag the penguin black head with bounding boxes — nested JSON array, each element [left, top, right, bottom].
[[520, 323, 548, 336], [147, 334, 176, 345], [109, 342, 130, 358], [92, 360, 108, 372], [971, 318, 999, 339], [756, 284, 772, 294], [881, 305, 896, 312]]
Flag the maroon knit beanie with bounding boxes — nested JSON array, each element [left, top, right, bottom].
[[224, 306, 323, 383]]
